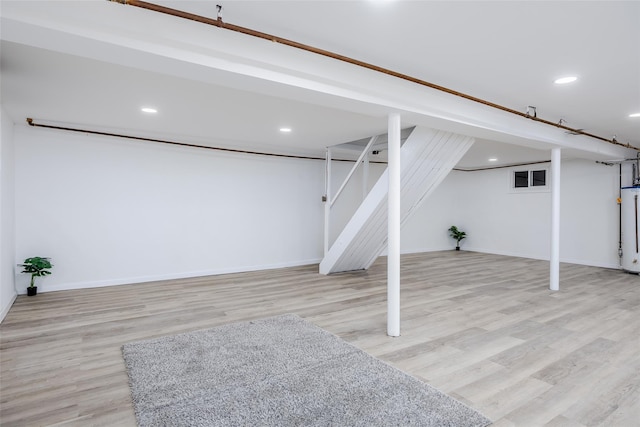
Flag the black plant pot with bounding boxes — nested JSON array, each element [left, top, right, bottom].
[[455, 246, 460, 251], [27, 286, 37, 296]]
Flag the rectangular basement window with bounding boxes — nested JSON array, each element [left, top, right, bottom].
[[531, 170, 546, 187], [514, 171, 529, 188], [511, 168, 549, 192]]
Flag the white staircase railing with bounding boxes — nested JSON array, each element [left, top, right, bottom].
[[323, 135, 379, 255]]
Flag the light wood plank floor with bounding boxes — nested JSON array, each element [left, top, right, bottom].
[[1, 251, 638, 426]]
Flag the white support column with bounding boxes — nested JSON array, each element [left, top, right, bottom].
[[550, 147, 561, 291], [324, 147, 332, 256], [387, 113, 401, 337]]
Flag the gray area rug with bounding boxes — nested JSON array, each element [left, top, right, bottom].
[[122, 314, 491, 426]]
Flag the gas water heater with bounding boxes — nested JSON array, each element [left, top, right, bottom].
[[621, 186, 640, 273]]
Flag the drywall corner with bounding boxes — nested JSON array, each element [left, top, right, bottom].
[[0, 106, 17, 322]]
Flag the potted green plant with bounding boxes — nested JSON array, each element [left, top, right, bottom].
[[448, 226, 467, 251], [19, 257, 53, 296]]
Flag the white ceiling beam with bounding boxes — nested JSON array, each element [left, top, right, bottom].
[[1, 1, 635, 162]]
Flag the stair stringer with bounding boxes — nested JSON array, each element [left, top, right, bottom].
[[319, 126, 474, 274]]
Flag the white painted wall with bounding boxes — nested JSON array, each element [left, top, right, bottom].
[[559, 160, 628, 268], [421, 160, 628, 268], [401, 172, 462, 253], [1, 107, 17, 321], [13, 124, 628, 295], [14, 125, 326, 294], [447, 167, 552, 259]]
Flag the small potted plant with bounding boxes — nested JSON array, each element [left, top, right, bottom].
[[19, 257, 53, 296], [448, 226, 467, 251]]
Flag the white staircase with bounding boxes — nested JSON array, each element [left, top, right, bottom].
[[319, 126, 474, 274]]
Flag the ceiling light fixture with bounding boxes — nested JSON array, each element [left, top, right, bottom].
[[488, 158, 498, 162], [279, 127, 292, 133], [141, 107, 157, 113], [554, 76, 578, 85], [629, 112, 640, 118]]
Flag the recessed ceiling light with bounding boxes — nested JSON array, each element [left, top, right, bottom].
[[554, 76, 578, 85], [629, 112, 640, 118], [488, 158, 498, 162], [141, 107, 157, 113], [279, 127, 292, 133]]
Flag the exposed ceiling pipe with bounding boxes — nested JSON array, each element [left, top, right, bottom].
[[24, 118, 384, 163], [111, 0, 639, 152], [453, 160, 551, 172]]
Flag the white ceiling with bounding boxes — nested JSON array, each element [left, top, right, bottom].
[[1, 0, 638, 168]]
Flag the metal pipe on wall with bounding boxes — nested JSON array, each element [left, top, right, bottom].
[[619, 164, 623, 262], [634, 194, 640, 253]]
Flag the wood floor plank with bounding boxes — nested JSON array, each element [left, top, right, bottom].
[[476, 376, 553, 421], [1, 251, 638, 426]]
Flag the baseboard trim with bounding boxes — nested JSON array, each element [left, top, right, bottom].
[[463, 246, 621, 270], [18, 258, 323, 294], [15, 250, 622, 295], [0, 291, 17, 323]]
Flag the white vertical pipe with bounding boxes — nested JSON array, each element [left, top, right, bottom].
[[362, 152, 369, 201], [324, 147, 332, 256], [550, 147, 561, 291], [387, 113, 401, 337]]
